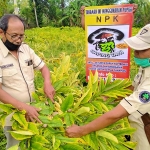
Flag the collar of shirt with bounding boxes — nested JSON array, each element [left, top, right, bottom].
[[142, 67, 150, 78], [0, 39, 23, 57], [0, 39, 9, 57]]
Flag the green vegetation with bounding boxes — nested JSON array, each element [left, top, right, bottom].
[[0, 26, 140, 150], [1, 0, 150, 28], [0, 56, 136, 150]]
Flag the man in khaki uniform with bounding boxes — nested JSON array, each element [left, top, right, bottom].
[[0, 14, 55, 149], [66, 24, 150, 150]]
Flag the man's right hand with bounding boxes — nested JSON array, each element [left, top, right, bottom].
[[22, 104, 42, 123], [80, 6, 85, 15]]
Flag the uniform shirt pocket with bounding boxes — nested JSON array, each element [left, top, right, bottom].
[[2, 68, 18, 86]]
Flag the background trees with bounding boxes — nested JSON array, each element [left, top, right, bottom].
[[0, 0, 149, 28], [128, 0, 150, 27]]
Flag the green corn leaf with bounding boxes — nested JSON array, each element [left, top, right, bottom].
[[87, 71, 94, 88], [12, 112, 28, 129], [97, 130, 118, 143], [39, 107, 53, 115], [105, 73, 112, 87], [53, 80, 64, 91], [31, 142, 49, 150], [48, 117, 63, 127], [32, 102, 53, 115], [56, 86, 74, 93], [75, 107, 90, 116], [83, 132, 99, 149], [32, 92, 40, 102], [36, 88, 44, 95], [87, 71, 99, 94], [92, 101, 103, 113], [45, 126, 64, 136], [99, 77, 105, 93], [93, 70, 99, 83], [122, 117, 131, 128], [70, 72, 80, 86], [61, 55, 70, 73], [9, 131, 33, 140], [61, 144, 84, 150], [61, 94, 74, 112], [56, 136, 86, 144], [65, 72, 80, 86], [120, 141, 137, 149], [103, 91, 123, 98], [38, 115, 51, 124], [10, 130, 34, 135], [92, 81, 99, 95], [52, 136, 61, 149], [81, 88, 92, 104], [28, 122, 39, 135], [118, 79, 132, 88], [110, 141, 129, 150], [0, 104, 14, 114], [99, 102, 109, 112], [31, 135, 49, 144], [87, 70, 98, 86], [98, 140, 107, 150], [74, 88, 92, 108], [7, 144, 19, 150], [83, 103, 95, 112], [102, 93, 118, 99], [99, 136, 115, 150], [0, 113, 8, 127], [12, 121, 22, 131], [104, 79, 124, 91], [64, 112, 75, 126], [19, 140, 27, 149], [109, 128, 136, 136], [122, 79, 132, 88]]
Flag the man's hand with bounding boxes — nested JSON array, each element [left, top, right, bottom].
[[44, 81, 55, 103], [23, 104, 42, 123], [40, 65, 55, 103], [65, 125, 85, 138], [133, 4, 138, 13], [80, 6, 85, 15]]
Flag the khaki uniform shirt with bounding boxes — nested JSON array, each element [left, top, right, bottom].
[[0, 40, 45, 126], [120, 67, 150, 150]]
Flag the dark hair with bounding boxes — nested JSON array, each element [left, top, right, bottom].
[[0, 14, 25, 31]]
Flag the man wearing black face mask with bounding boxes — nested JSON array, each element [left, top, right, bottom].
[[3, 32, 21, 51], [0, 14, 55, 149]]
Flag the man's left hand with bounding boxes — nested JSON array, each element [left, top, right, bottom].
[[44, 81, 55, 103], [65, 125, 84, 138], [133, 4, 138, 13]]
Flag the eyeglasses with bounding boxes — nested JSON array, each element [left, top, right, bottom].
[[5, 32, 26, 41]]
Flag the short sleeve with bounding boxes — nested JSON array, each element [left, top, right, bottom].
[[120, 77, 150, 115]]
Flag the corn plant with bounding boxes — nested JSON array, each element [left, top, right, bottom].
[[0, 55, 136, 150]]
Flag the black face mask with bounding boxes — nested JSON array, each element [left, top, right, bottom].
[[3, 39, 21, 51]]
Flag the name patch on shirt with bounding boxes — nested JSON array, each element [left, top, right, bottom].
[[139, 91, 150, 103], [0, 63, 14, 69]]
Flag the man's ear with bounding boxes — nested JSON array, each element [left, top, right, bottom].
[[0, 29, 4, 39]]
